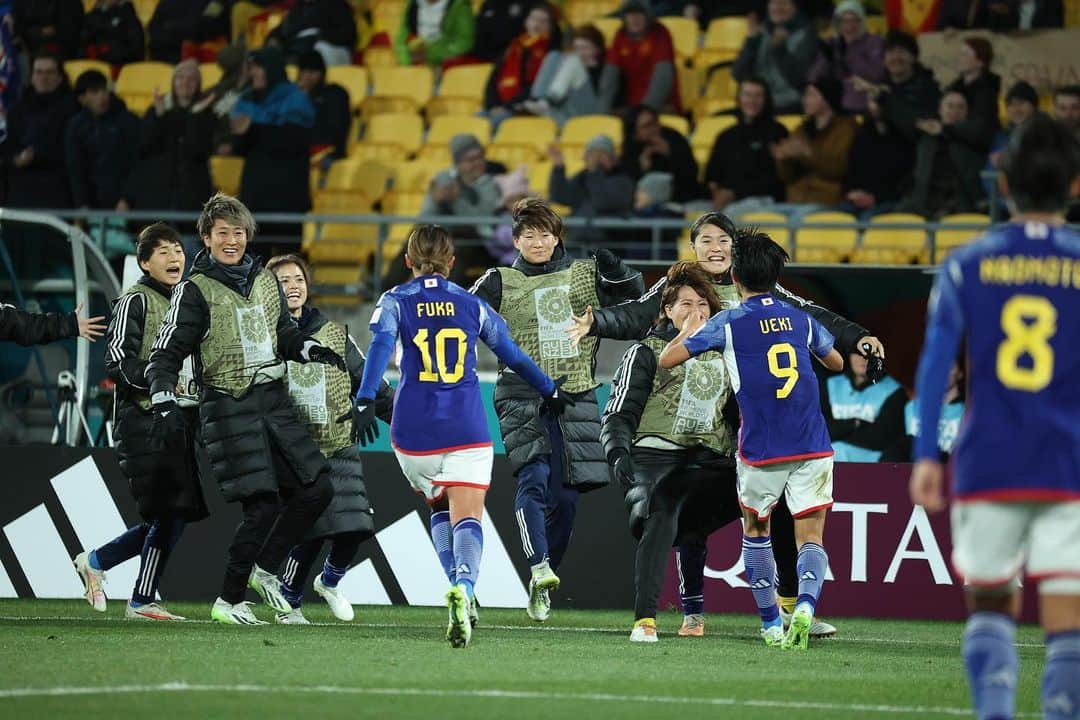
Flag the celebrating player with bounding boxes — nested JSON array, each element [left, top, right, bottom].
[[348, 224, 573, 648], [909, 114, 1080, 719], [600, 262, 738, 642], [268, 254, 394, 625], [659, 231, 843, 649], [470, 198, 643, 622], [74, 223, 207, 621], [573, 212, 871, 638], [146, 193, 342, 625]]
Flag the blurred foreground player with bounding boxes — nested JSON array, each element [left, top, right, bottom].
[[349, 224, 572, 648], [910, 114, 1080, 720]]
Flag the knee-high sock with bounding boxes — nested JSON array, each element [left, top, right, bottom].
[[130, 518, 184, 605], [452, 517, 483, 600], [742, 535, 779, 626], [795, 542, 828, 613], [1042, 630, 1080, 720], [429, 510, 455, 584], [963, 612, 1018, 720]]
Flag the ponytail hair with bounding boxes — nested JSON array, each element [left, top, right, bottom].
[[407, 224, 455, 276]]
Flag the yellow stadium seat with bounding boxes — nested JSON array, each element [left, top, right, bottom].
[[935, 213, 991, 261], [231, 1, 261, 43], [490, 116, 558, 162], [325, 66, 369, 113], [365, 66, 434, 116], [428, 64, 493, 119], [851, 213, 929, 265], [322, 158, 392, 203], [590, 17, 622, 46], [738, 211, 793, 252], [210, 156, 244, 196], [64, 59, 112, 84], [659, 16, 701, 61], [248, 7, 286, 49], [362, 46, 398, 69], [777, 114, 805, 133], [703, 67, 737, 103], [391, 160, 442, 193], [115, 62, 174, 115], [678, 63, 703, 113], [565, 0, 621, 26], [133, 0, 158, 28], [379, 190, 427, 276], [559, 114, 623, 156], [660, 114, 690, 137], [422, 115, 492, 158], [352, 112, 424, 159], [864, 15, 888, 34], [795, 211, 858, 263], [198, 62, 223, 88], [692, 97, 736, 122], [525, 160, 553, 197], [371, 0, 406, 35], [702, 16, 747, 55], [690, 113, 737, 170]]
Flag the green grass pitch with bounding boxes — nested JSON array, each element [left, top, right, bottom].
[[0, 599, 1047, 719]]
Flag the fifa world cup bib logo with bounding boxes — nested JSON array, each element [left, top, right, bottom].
[[287, 361, 328, 425], [675, 357, 724, 433], [236, 306, 274, 369], [534, 285, 576, 360]]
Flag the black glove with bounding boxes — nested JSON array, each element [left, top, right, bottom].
[[337, 396, 378, 446], [150, 393, 186, 448], [539, 375, 576, 416], [608, 448, 636, 492], [593, 248, 621, 276], [861, 341, 886, 383], [302, 340, 346, 372]]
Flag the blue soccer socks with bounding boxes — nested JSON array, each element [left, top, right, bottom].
[[430, 510, 456, 584], [742, 535, 780, 627], [795, 542, 828, 615], [452, 517, 483, 601], [964, 612, 1018, 720]]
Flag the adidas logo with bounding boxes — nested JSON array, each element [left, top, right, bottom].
[[1043, 693, 1074, 713], [983, 668, 1017, 689], [456, 563, 471, 576], [801, 571, 818, 581], [749, 578, 772, 590]]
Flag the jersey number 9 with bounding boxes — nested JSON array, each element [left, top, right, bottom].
[[767, 342, 799, 399], [996, 294, 1056, 393], [413, 328, 467, 383]]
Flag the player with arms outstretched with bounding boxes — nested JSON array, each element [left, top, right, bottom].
[[910, 115, 1080, 720], [659, 231, 843, 649], [347, 225, 573, 648]]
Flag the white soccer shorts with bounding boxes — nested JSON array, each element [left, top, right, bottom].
[[736, 456, 834, 519], [951, 500, 1080, 594], [393, 445, 495, 503]]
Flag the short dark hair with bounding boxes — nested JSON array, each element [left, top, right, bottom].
[[731, 229, 789, 293], [297, 50, 326, 74], [1000, 113, 1080, 213], [573, 24, 606, 53], [689, 212, 737, 245], [659, 261, 724, 322], [266, 253, 312, 284], [74, 69, 107, 96], [511, 197, 563, 240], [884, 29, 918, 58], [136, 223, 183, 266], [1054, 84, 1080, 102]]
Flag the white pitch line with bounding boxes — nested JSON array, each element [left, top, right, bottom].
[[0, 682, 1041, 717], [0, 615, 1047, 649]]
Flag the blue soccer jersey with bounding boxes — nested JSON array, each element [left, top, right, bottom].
[[683, 294, 836, 465], [358, 274, 555, 455], [914, 222, 1080, 501]]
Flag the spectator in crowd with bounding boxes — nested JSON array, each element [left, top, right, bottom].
[[895, 90, 985, 218], [984, 80, 1038, 211], [81, 0, 145, 67], [631, 171, 682, 255], [858, 30, 940, 144], [121, 60, 216, 213], [486, 166, 534, 265], [809, 0, 885, 115], [65, 69, 140, 209], [147, 0, 230, 64], [704, 77, 788, 215], [231, 46, 315, 228], [268, 0, 356, 66], [943, 36, 1000, 153], [1, 52, 79, 208], [547, 134, 634, 244], [483, 3, 559, 126], [295, 50, 350, 161], [1053, 85, 1079, 142], [773, 78, 857, 209], [821, 349, 907, 463], [607, 0, 679, 112], [394, 0, 475, 68], [472, 0, 527, 62], [889, 363, 964, 462], [985, 0, 1063, 30], [837, 95, 913, 219], [13, 0, 83, 59], [621, 105, 699, 203], [732, 0, 818, 115], [524, 24, 621, 128]]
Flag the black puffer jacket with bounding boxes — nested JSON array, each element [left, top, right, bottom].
[[299, 306, 394, 540], [472, 246, 644, 491], [0, 302, 78, 345], [105, 276, 208, 522], [590, 273, 871, 355], [146, 251, 329, 502]]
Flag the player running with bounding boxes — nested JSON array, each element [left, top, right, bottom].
[[910, 115, 1080, 720], [75, 223, 207, 620], [268, 254, 394, 624], [347, 224, 573, 648], [659, 231, 843, 649]]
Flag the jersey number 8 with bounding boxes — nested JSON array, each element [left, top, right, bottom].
[[412, 328, 467, 383], [996, 294, 1056, 393], [767, 342, 798, 399]]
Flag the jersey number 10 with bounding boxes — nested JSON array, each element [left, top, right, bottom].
[[412, 328, 467, 383], [996, 294, 1056, 392]]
